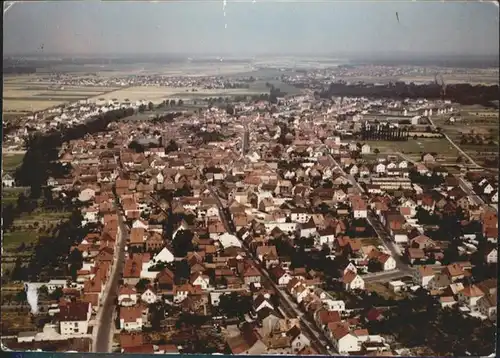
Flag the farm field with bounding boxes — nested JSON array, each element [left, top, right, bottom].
[[3, 75, 119, 113], [88, 85, 270, 104], [1, 187, 28, 207], [2, 230, 40, 252], [431, 106, 499, 167], [2, 153, 25, 172], [363, 138, 460, 163]]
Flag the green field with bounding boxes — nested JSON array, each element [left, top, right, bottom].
[[432, 107, 499, 167], [2, 154, 25, 173], [1, 187, 28, 207], [2, 231, 39, 252]]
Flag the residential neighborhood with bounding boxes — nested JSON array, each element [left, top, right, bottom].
[[2, 78, 497, 356]]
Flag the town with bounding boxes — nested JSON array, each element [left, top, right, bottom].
[[1, 65, 498, 356]]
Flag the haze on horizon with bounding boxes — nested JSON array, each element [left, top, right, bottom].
[[3, 1, 499, 58]]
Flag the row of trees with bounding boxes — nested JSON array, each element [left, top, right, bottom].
[[15, 108, 134, 198], [319, 81, 499, 107]]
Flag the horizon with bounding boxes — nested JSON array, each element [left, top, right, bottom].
[[3, 1, 499, 57]]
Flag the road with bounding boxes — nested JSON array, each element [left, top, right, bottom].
[[327, 154, 413, 275], [204, 182, 336, 355], [457, 177, 498, 212], [93, 198, 128, 353]]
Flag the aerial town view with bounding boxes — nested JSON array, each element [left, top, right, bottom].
[[1, 1, 498, 356]]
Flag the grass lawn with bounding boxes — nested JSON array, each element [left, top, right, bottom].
[[365, 282, 408, 301], [2, 230, 39, 252], [2, 153, 25, 172]]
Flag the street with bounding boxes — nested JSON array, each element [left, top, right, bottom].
[[93, 201, 129, 352], [205, 183, 337, 355], [328, 154, 413, 275]]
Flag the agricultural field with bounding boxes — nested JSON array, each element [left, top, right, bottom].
[[2, 231, 40, 252], [432, 106, 499, 168], [363, 138, 460, 163], [3, 75, 119, 113], [88, 85, 270, 104], [2, 153, 25, 173], [1, 187, 28, 207]]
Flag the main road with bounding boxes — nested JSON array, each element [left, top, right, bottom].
[[93, 195, 129, 352], [203, 180, 337, 355]]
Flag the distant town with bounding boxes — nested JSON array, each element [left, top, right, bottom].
[[1, 60, 498, 356]]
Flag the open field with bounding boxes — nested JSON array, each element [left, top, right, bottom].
[[2, 231, 40, 252], [363, 138, 460, 163], [88, 85, 270, 104], [431, 106, 499, 167], [3, 75, 119, 113], [2, 153, 25, 173], [1, 187, 28, 207], [365, 282, 408, 301]]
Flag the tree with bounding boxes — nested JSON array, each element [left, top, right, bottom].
[[367, 259, 383, 273], [39, 285, 49, 297], [135, 278, 151, 292], [148, 101, 154, 111], [50, 287, 64, 301], [15, 289, 27, 304], [373, 148, 380, 154], [138, 104, 146, 113], [165, 140, 178, 153], [150, 302, 165, 330], [128, 140, 145, 153], [217, 292, 252, 318], [226, 104, 235, 116], [172, 230, 194, 257]]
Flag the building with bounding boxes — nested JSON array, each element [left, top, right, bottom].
[[59, 302, 92, 336]]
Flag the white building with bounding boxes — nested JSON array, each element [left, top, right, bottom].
[[59, 302, 92, 336]]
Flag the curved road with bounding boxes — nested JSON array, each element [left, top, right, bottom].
[[93, 203, 128, 352]]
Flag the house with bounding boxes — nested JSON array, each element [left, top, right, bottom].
[[253, 293, 274, 312], [118, 285, 138, 307], [317, 228, 336, 247], [477, 292, 497, 321], [458, 285, 484, 310], [367, 250, 396, 271], [190, 272, 211, 290], [2, 173, 15, 187], [119, 306, 143, 331], [141, 288, 158, 304], [413, 266, 435, 288], [314, 309, 341, 331], [242, 265, 261, 285], [361, 144, 371, 154], [422, 153, 435, 163], [329, 322, 359, 353], [342, 269, 365, 291], [287, 326, 311, 353], [59, 302, 92, 336], [78, 187, 96, 202], [351, 198, 368, 218], [485, 248, 497, 264], [152, 247, 175, 263], [120, 332, 144, 350], [270, 266, 293, 286]]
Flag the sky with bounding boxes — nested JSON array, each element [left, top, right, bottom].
[[3, 1, 499, 57]]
